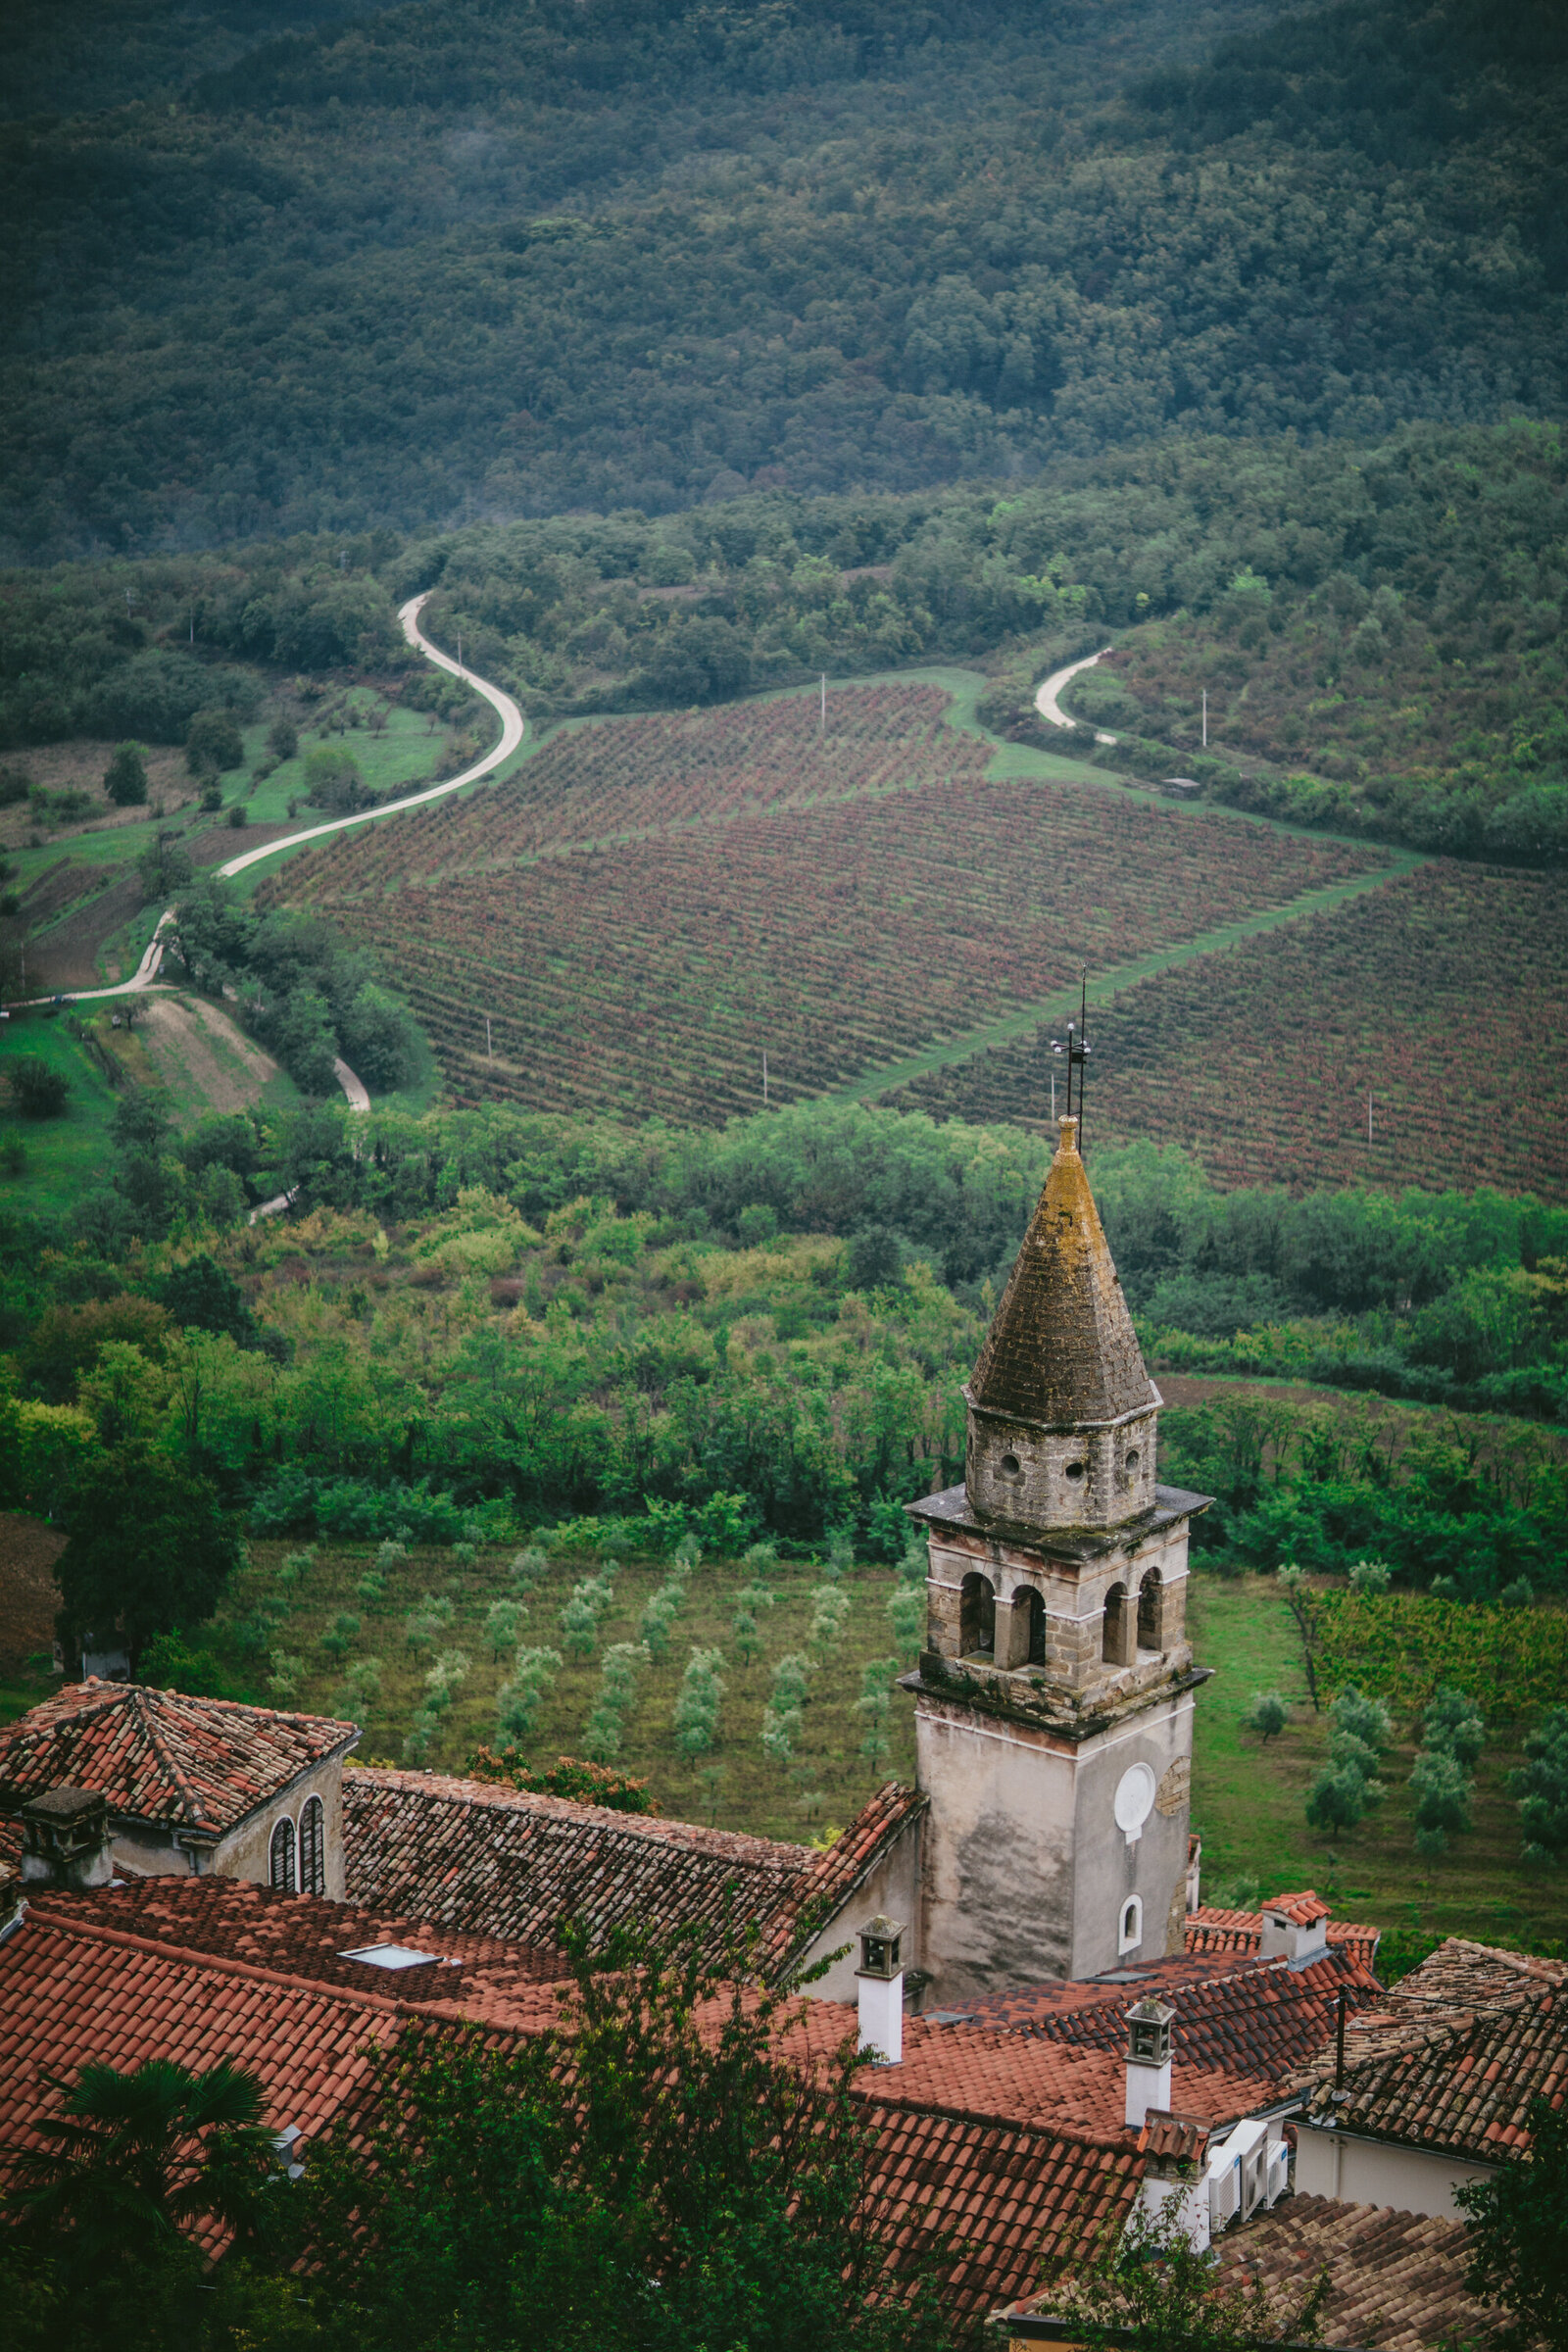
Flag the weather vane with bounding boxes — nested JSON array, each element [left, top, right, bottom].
[[1050, 970, 1091, 1149]]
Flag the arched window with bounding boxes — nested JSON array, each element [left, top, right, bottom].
[[298, 1794, 325, 1896], [1137, 1570, 1163, 1651], [1013, 1586, 1047, 1668], [959, 1572, 996, 1658], [1118, 1895, 1144, 1955], [1102, 1582, 1130, 1664], [269, 1816, 296, 1894]]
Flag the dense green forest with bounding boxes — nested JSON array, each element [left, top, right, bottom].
[[4, 1096, 1564, 1599], [3, 0, 1565, 560], [4, 416, 1564, 858]]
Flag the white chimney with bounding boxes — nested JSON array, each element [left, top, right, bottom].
[[1259, 1893, 1331, 1968], [1124, 1995, 1174, 2130], [856, 1915, 906, 2065]]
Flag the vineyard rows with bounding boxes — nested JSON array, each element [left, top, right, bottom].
[[292, 749, 1382, 1124], [892, 864, 1568, 1200], [267, 684, 991, 900]]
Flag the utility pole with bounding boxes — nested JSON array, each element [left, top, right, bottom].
[[1201, 689, 1208, 748], [457, 633, 463, 672], [1368, 1089, 1373, 1146], [486, 1015, 493, 1059], [762, 1051, 769, 1106], [820, 674, 826, 734]]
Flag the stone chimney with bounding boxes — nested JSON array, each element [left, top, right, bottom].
[[1259, 1891, 1330, 1969], [21, 1787, 114, 1890], [856, 1915, 906, 2065], [1124, 1994, 1175, 2129], [1137, 2111, 1211, 2252]]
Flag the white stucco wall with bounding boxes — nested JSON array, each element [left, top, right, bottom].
[[104, 1746, 353, 1896], [913, 1683, 1196, 1998], [796, 1807, 924, 2002], [1293, 2122, 1496, 2218]]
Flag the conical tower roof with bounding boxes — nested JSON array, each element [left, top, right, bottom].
[[967, 1116, 1157, 1429]]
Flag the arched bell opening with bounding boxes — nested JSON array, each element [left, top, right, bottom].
[[1102, 1582, 1131, 1666], [1137, 1568, 1163, 1652], [959, 1571, 996, 1659]]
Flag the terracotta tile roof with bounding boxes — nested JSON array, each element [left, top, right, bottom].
[[344, 1765, 922, 1977], [0, 1682, 357, 1839], [1375, 1934, 1567, 2016], [31, 1874, 565, 1999], [1297, 1981, 1566, 2161], [1210, 2194, 1511, 2352], [940, 1944, 1383, 2094], [1263, 1891, 1332, 1927], [1186, 1902, 1382, 1970], [1138, 2111, 1210, 2168], [0, 1889, 1135, 2321], [860, 2098, 1140, 2322], [967, 1117, 1157, 1430]]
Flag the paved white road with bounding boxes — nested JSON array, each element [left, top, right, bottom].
[[1035, 646, 1118, 745], [5, 591, 524, 1128]]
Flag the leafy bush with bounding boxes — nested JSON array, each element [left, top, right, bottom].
[[1510, 1707, 1568, 1864], [103, 741, 149, 806], [6, 1056, 70, 1119], [463, 1747, 658, 1813], [185, 708, 244, 777], [1245, 1691, 1289, 1742]]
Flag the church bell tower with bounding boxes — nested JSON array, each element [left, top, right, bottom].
[[905, 1114, 1211, 1997]]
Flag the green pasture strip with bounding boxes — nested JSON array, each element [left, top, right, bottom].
[[0, 1016, 123, 1215], [1188, 1573, 1561, 1948], [830, 849, 1423, 1105]]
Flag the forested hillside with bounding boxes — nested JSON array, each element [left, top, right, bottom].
[[3, 0, 1565, 558]]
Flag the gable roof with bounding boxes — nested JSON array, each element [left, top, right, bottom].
[[939, 1941, 1384, 2091], [35, 1872, 566, 2002], [1296, 1980, 1567, 2163], [0, 1877, 1141, 2324], [1186, 1900, 1382, 1971], [1210, 2195, 1510, 2352], [1002, 2194, 1511, 2352], [966, 1116, 1156, 1431], [0, 1681, 358, 1840], [344, 1766, 922, 1978]]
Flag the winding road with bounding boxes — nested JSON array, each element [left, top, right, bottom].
[[5, 594, 524, 1123], [1036, 646, 1118, 745]]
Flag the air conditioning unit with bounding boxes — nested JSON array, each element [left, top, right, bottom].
[[1208, 2158, 1240, 2231], [1266, 2139, 1291, 2207]]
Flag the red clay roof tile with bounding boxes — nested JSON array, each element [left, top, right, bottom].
[[0, 1682, 357, 1838]]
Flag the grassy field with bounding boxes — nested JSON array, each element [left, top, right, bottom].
[[1187, 1572, 1562, 1949], [220, 1537, 1561, 1945], [0, 1013, 146, 1215], [234, 1539, 915, 1844]]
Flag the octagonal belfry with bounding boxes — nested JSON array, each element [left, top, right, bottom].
[[904, 1115, 1213, 1997]]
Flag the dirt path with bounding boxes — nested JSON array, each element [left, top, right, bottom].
[[1036, 648, 1117, 743], [137, 995, 282, 1115]]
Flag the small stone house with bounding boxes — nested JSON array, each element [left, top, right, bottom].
[[0, 1679, 359, 1897]]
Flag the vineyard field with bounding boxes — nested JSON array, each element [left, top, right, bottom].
[[890, 864, 1568, 1200], [267, 685, 992, 901], [277, 723, 1384, 1123]]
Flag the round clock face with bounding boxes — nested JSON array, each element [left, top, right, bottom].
[[1113, 1761, 1157, 1839]]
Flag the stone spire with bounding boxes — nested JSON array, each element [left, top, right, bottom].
[[963, 1116, 1160, 1530]]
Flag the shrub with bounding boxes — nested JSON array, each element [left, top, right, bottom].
[[1422, 1686, 1486, 1770], [464, 1748, 657, 1812], [1246, 1691, 1289, 1742], [319, 1609, 362, 1664], [267, 716, 299, 761], [495, 1644, 562, 1740], [104, 740, 149, 806], [1305, 1763, 1377, 1836], [672, 1645, 725, 1763], [485, 1598, 523, 1658], [6, 1056, 70, 1119], [1409, 1746, 1474, 1857], [1330, 1687, 1393, 1753], [1499, 1577, 1536, 1609], [1348, 1557, 1392, 1596], [1510, 1706, 1568, 1864], [186, 708, 244, 777]]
